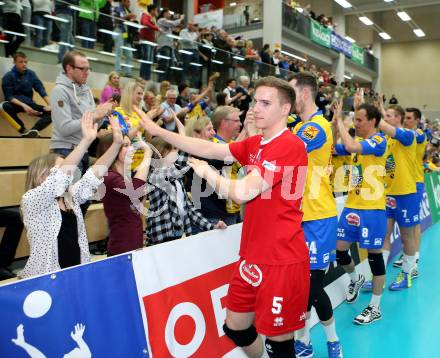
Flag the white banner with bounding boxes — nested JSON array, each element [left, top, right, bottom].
[[194, 9, 224, 29]]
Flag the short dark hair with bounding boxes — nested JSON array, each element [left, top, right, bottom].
[[226, 78, 236, 86], [389, 104, 405, 124], [406, 107, 422, 120], [147, 4, 157, 12], [287, 71, 318, 99], [255, 76, 296, 112], [13, 52, 27, 61], [356, 103, 382, 127], [178, 83, 189, 94], [62, 50, 87, 72], [216, 92, 227, 106]]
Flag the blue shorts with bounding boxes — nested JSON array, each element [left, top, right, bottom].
[[386, 192, 420, 227], [337, 208, 387, 249], [416, 183, 425, 215], [303, 216, 337, 270]]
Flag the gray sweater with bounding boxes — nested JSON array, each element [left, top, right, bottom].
[[50, 72, 96, 149]]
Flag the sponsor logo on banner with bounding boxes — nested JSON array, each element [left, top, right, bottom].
[[239, 261, 263, 287], [142, 263, 237, 357], [346, 212, 361, 226]]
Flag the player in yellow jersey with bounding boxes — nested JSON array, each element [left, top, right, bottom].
[[333, 103, 387, 324], [392, 108, 427, 277], [289, 72, 342, 358], [379, 105, 418, 290]]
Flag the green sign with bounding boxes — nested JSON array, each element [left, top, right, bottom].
[[425, 172, 440, 224], [351, 44, 364, 65], [310, 20, 331, 48]]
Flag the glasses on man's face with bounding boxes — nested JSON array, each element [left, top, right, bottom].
[[73, 65, 91, 72]]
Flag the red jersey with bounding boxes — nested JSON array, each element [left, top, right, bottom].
[[229, 129, 309, 265]]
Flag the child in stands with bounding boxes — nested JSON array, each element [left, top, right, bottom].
[[142, 108, 227, 245], [20, 112, 123, 278], [99, 131, 153, 256]]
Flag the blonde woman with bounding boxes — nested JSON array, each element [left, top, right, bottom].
[[100, 71, 121, 104], [20, 112, 123, 278], [157, 80, 171, 103]]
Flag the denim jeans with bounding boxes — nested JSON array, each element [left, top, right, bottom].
[[140, 43, 155, 80], [32, 13, 53, 48], [114, 30, 133, 76], [80, 18, 96, 49], [57, 13, 74, 63]]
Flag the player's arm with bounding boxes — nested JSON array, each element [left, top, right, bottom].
[[135, 106, 231, 160], [380, 120, 414, 146], [336, 114, 363, 153], [188, 158, 270, 204], [378, 119, 396, 138]]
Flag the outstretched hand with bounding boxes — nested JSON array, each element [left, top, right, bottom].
[[133, 106, 162, 137], [214, 220, 227, 230], [171, 110, 185, 136], [81, 111, 98, 143], [11, 324, 25, 346], [108, 112, 124, 145], [188, 157, 211, 179], [70, 323, 86, 343]]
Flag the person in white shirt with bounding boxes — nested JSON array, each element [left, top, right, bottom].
[[160, 89, 184, 131]]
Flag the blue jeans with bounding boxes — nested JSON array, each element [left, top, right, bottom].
[[57, 13, 74, 63], [114, 30, 133, 76], [140, 43, 155, 80], [32, 13, 53, 48], [80, 18, 96, 49]]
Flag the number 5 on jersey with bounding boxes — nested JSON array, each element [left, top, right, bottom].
[[272, 296, 284, 314]]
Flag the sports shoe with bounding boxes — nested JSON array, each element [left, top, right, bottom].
[[21, 129, 39, 138], [389, 271, 412, 290], [411, 266, 419, 279], [294, 340, 313, 358], [346, 274, 365, 303], [327, 341, 343, 358], [353, 305, 382, 325], [393, 254, 403, 268]]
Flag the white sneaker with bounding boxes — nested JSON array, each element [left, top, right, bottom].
[[353, 305, 382, 325], [346, 274, 365, 303]]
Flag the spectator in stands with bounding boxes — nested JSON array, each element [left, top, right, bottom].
[[389, 94, 399, 105], [216, 92, 227, 106], [100, 71, 121, 104], [78, 0, 108, 49], [223, 78, 243, 107], [2, 0, 25, 57], [55, 0, 77, 64], [19, 112, 123, 278], [0, 208, 23, 280], [176, 83, 190, 107], [21, 0, 32, 46], [112, 0, 137, 77], [159, 89, 185, 131], [212, 30, 232, 90], [139, 4, 159, 81], [97, 0, 113, 53], [157, 80, 171, 103], [98, 131, 152, 256], [236, 75, 253, 122], [50, 51, 113, 174], [243, 40, 259, 80], [185, 81, 214, 120], [144, 113, 226, 245], [32, 0, 53, 48], [142, 90, 163, 121], [112, 81, 150, 170], [180, 21, 202, 88], [259, 43, 273, 77], [199, 30, 215, 80], [156, 8, 185, 81], [1, 52, 52, 137]]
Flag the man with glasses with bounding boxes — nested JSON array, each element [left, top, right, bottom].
[[50, 51, 113, 174], [159, 89, 184, 132]]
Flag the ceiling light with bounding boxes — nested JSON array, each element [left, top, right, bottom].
[[379, 32, 392, 40], [414, 29, 426, 37], [345, 36, 356, 43], [230, 2, 237, 6], [384, 0, 393, 2], [397, 11, 411, 21], [359, 16, 374, 26], [334, 0, 352, 8]]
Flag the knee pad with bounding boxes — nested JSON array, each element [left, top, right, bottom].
[[336, 250, 351, 266], [368, 252, 385, 276], [309, 270, 333, 322], [265, 338, 295, 358], [223, 323, 258, 347]]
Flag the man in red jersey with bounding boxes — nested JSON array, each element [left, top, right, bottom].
[[136, 76, 309, 358]]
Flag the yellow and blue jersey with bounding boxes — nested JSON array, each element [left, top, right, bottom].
[[331, 154, 351, 193], [293, 113, 337, 221], [335, 133, 387, 210], [384, 128, 417, 195]]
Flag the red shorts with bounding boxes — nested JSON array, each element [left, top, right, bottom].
[[225, 258, 310, 336]]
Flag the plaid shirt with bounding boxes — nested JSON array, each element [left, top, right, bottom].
[[146, 151, 215, 244]]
